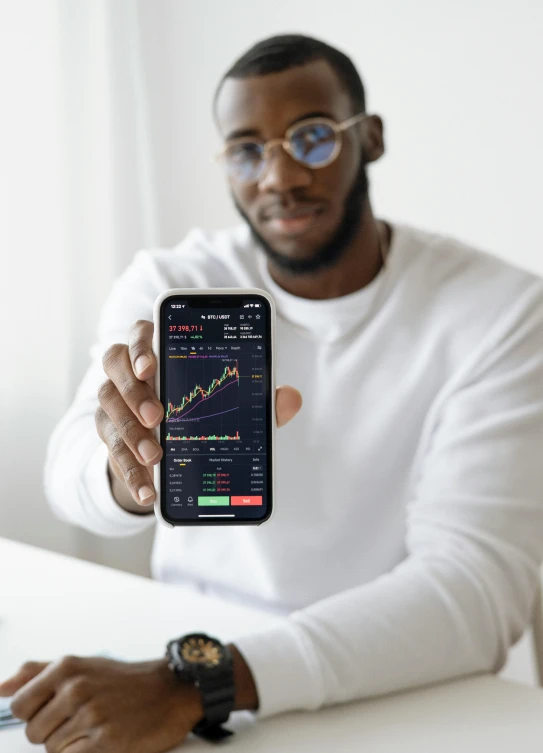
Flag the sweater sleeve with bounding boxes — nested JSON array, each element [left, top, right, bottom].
[[44, 249, 173, 537], [235, 282, 543, 718]]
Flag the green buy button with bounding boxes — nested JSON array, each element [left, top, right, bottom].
[[198, 496, 230, 506]]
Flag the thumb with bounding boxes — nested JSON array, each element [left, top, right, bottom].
[[0, 661, 49, 697], [275, 385, 302, 429]]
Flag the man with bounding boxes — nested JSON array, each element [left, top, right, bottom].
[[3, 33, 543, 752]]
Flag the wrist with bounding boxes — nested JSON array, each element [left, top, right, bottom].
[[157, 658, 205, 729], [164, 634, 256, 736], [228, 643, 259, 712]]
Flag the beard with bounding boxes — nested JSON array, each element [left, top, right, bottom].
[[233, 156, 369, 276]]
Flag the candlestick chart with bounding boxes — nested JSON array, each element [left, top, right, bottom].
[[165, 359, 241, 441]]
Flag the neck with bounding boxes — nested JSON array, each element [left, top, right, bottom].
[[266, 200, 385, 300]]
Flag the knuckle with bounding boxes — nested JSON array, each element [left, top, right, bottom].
[[94, 405, 106, 426], [130, 340, 150, 359], [130, 319, 153, 337], [64, 676, 91, 704], [83, 701, 104, 727], [9, 697, 25, 719], [57, 655, 81, 675], [95, 724, 115, 748], [124, 462, 145, 487], [117, 414, 143, 445], [25, 723, 42, 744], [45, 739, 70, 753], [118, 379, 141, 404], [94, 406, 110, 439], [109, 434, 128, 460], [102, 343, 125, 370], [20, 660, 41, 674], [97, 379, 115, 405], [129, 321, 153, 352]]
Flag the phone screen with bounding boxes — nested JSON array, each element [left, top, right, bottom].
[[159, 293, 273, 525]]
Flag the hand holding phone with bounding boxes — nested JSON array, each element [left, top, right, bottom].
[[96, 319, 165, 513], [95, 300, 301, 516]]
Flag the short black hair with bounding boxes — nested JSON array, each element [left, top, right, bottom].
[[213, 34, 366, 118]]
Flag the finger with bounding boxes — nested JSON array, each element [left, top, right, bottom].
[[44, 720, 91, 753], [60, 739, 92, 753], [275, 385, 302, 428], [10, 672, 55, 722], [11, 656, 80, 723], [101, 344, 163, 429], [0, 662, 49, 697], [25, 679, 92, 747], [109, 449, 155, 506], [96, 408, 155, 505], [128, 319, 156, 381], [107, 453, 124, 484], [95, 383, 162, 468]]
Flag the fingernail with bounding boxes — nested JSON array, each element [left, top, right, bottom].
[[138, 486, 155, 505], [140, 401, 162, 426], [138, 439, 161, 464], [135, 354, 152, 376]]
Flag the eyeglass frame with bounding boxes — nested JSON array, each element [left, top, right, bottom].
[[215, 112, 369, 184]]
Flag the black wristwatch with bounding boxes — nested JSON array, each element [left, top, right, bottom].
[[166, 632, 235, 742]]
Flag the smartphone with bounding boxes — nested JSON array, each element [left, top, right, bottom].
[[152, 288, 275, 527]]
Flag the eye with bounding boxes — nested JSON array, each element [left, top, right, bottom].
[[227, 142, 263, 164], [290, 122, 336, 164], [224, 141, 264, 182]]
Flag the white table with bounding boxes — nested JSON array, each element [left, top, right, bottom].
[[2, 536, 543, 752]]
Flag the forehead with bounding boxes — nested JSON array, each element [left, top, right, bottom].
[[215, 59, 353, 140]]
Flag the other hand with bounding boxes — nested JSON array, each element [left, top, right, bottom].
[[0, 656, 201, 752]]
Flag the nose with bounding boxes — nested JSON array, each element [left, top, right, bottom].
[[257, 145, 313, 194]]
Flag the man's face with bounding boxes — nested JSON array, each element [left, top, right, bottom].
[[215, 59, 372, 275]]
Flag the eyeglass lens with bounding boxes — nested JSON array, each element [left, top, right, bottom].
[[289, 122, 336, 164], [225, 121, 338, 183]]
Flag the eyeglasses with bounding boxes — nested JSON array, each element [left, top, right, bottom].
[[216, 113, 367, 185]]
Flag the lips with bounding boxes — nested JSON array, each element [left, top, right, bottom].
[[264, 205, 324, 237]]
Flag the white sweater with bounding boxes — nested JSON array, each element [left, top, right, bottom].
[[45, 222, 543, 718]]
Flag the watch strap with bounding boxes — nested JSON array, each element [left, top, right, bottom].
[[193, 722, 234, 742], [196, 665, 235, 727]]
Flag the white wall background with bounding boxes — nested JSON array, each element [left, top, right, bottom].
[[0, 0, 542, 679]]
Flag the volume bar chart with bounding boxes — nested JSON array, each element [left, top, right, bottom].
[[166, 430, 241, 442]]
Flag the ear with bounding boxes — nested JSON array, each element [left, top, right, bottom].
[[361, 114, 385, 163]]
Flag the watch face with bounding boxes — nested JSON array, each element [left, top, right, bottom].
[[181, 636, 224, 668]]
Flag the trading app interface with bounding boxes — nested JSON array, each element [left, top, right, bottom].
[[160, 295, 271, 523]]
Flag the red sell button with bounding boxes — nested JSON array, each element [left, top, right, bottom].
[[231, 496, 263, 506]]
